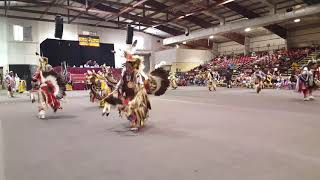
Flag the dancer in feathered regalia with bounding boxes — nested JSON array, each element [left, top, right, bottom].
[[253, 65, 266, 94], [31, 54, 66, 119], [168, 72, 178, 89], [207, 69, 219, 91], [104, 42, 170, 131], [85, 65, 118, 116], [5, 71, 15, 97], [296, 60, 319, 101]]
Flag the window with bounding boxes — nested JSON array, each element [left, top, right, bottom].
[[13, 25, 23, 41], [13, 25, 32, 41], [23, 26, 32, 41]]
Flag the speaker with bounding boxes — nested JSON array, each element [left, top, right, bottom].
[[55, 15, 63, 39], [286, 7, 293, 12], [185, 28, 190, 36], [126, 25, 134, 44]]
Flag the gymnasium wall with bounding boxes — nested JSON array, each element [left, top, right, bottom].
[[154, 48, 177, 66], [154, 48, 213, 72], [218, 41, 244, 55], [287, 26, 320, 48], [250, 34, 287, 52], [0, 16, 162, 70], [0, 18, 8, 73]]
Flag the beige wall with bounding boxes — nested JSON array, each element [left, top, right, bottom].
[[176, 49, 212, 63], [171, 62, 201, 72], [218, 41, 244, 55], [250, 34, 286, 52], [287, 27, 320, 48], [154, 48, 213, 72]]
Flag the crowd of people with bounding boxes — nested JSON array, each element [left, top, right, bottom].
[[190, 48, 312, 73], [171, 47, 320, 100]]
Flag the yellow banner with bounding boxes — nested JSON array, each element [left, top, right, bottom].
[[79, 35, 100, 47]]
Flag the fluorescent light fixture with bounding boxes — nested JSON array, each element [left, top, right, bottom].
[[178, 16, 185, 19], [183, 41, 187, 44], [219, 0, 235, 5], [209, 35, 214, 39], [294, 18, 301, 23], [295, 4, 302, 9], [244, 27, 251, 32]]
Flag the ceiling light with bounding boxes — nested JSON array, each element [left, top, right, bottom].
[[183, 41, 187, 44], [209, 35, 214, 39], [178, 16, 184, 19], [244, 27, 251, 32], [294, 18, 301, 23], [220, 0, 235, 5]]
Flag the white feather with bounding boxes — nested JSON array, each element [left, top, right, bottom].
[[43, 75, 60, 96], [150, 76, 162, 93]]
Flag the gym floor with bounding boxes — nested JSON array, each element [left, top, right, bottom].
[[0, 87, 320, 180]]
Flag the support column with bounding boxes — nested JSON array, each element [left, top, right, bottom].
[[244, 36, 250, 55], [284, 38, 290, 50], [269, 5, 276, 15], [219, 18, 226, 26], [212, 42, 219, 58]]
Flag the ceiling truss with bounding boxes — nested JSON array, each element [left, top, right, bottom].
[[0, 0, 316, 49]]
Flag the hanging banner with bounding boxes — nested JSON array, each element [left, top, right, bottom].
[[79, 35, 100, 47]]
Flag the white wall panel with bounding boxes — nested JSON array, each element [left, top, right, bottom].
[[0, 17, 8, 70], [154, 49, 177, 65]]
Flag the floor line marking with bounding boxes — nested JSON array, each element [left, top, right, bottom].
[[154, 98, 317, 118]]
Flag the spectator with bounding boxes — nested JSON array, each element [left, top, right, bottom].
[[93, 61, 99, 67], [85, 60, 94, 67]]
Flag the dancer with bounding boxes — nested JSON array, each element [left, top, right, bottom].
[[253, 66, 266, 93], [265, 71, 272, 88], [207, 69, 219, 91], [296, 60, 318, 101], [169, 72, 178, 89], [85, 66, 118, 116], [31, 54, 66, 119], [207, 70, 214, 91], [104, 42, 170, 131], [225, 68, 232, 88], [5, 71, 15, 97]]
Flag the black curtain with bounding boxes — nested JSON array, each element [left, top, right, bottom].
[[40, 38, 115, 67], [9, 65, 34, 90]]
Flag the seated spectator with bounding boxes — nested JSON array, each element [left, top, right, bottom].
[[85, 60, 94, 67], [93, 61, 99, 67]]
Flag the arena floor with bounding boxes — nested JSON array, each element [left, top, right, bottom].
[[0, 87, 320, 180]]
